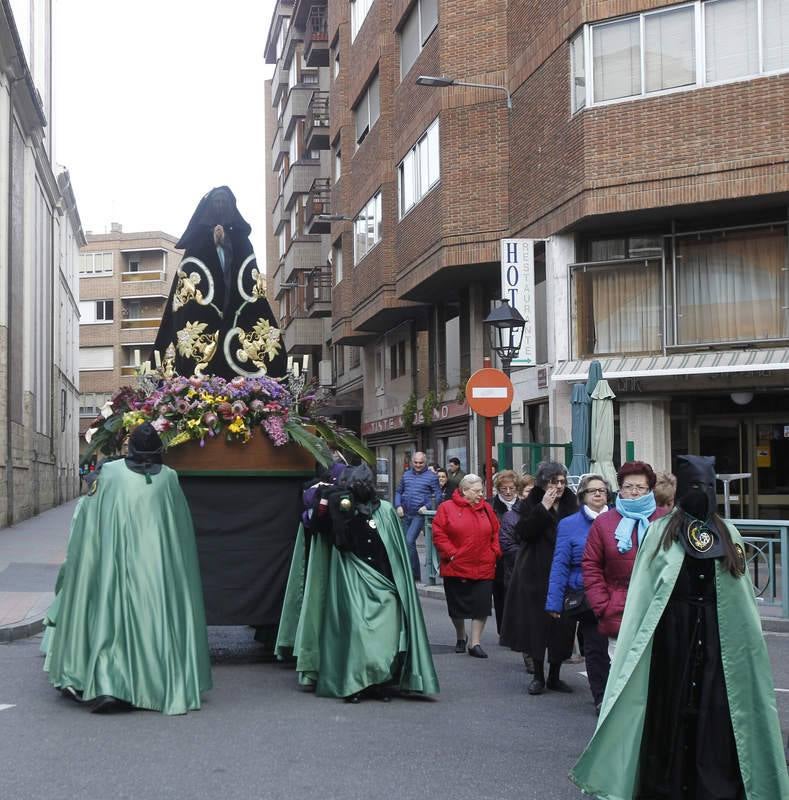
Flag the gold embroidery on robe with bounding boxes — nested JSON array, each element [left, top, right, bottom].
[[234, 318, 283, 373]]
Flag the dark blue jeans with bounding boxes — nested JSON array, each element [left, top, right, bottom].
[[401, 513, 423, 581]]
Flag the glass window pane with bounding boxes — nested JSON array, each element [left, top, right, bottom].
[[645, 6, 695, 92], [763, 0, 789, 71], [420, 0, 439, 44], [704, 0, 758, 83], [355, 92, 369, 143], [418, 134, 430, 197], [593, 17, 642, 102], [375, 192, 383, 242], [400, 6, 421, 78], [571, 32, 586, 111], [402, 150, 416, 212], [573, 262, 662, 355], [368, 74, 380, 126], [675, 227, 787, 345], [366, 198, 376, 252]]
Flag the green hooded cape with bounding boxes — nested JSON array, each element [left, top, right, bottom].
[[44, 460, 212, 715], [275, 500, 439, 698], [571, 514, 789, 799]]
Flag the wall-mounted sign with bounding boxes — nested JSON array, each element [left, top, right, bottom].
[[500, 238, 536, 366]]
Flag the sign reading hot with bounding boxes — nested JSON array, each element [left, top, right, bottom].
[[500, 238, 536, 366]]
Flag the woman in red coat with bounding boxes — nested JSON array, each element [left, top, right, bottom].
[[432, 474, 501, 659], [582, 462, 667, 659]]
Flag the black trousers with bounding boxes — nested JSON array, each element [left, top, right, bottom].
[[578, 611, 610, 705]]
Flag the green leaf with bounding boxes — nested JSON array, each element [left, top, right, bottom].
[[284, 421, 333, 468]]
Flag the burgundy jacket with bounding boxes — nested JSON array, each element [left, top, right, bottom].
[[582, 506, 667, 638], [432, 490, 501, 580]]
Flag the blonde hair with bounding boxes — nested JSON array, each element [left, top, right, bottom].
[[654, 471, 677, 507]]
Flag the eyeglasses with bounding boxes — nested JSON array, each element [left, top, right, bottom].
[[585, 488, 607, 495], [550, 478, 567, 486], [621, 483, 649, 494]]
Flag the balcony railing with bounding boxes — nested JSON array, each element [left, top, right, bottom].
[[305, 91, 330, 150], [120, 318, 161, 330], [305, 6, 329, 67], [306, 178, 331, 233], [305, 266, 332, 313], [121, 270, 164, 282]]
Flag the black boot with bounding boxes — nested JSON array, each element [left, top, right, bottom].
[[527, 659, 545, 695], [547, 662, 573, 693]]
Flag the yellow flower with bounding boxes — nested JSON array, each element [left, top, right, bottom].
[[187, 388, 197, 398], [228, 415, 246, 435], [200, 393, 214, 403], [187, 418, 200, 429]]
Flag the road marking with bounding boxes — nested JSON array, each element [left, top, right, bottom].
[[471, 387, 508, 399], [0, 704, 16, 712], [776, 688, 789, 693]]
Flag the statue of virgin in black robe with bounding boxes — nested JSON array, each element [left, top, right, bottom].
[[152, 187, 287, 379]]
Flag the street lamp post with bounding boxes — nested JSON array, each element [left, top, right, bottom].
[[483, 299, 526, 470], [415, 75, 512, 110]]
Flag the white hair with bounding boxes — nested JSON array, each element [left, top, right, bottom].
[[459, 473, 483, 490]]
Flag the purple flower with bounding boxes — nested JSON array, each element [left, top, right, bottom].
[[189, 376, 204, 389], [231, 400, 248, 417], [203, 411, 218, 427], [174, 397, 191, 415], [249, 399, 265, 413], [262, 416, 288, 447]]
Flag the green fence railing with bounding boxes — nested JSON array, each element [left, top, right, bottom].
[[496, 442, 573, 476]]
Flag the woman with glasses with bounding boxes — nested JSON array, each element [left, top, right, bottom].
[[545, 475, 611, 712], [432, 474, 501, 658], [582, 461, 667, 673], [501, 461, 578, 695]]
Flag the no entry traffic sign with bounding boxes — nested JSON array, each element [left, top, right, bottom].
[[465, 368, 514, 418]]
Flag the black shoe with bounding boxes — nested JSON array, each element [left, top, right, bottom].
[[527, 678, 545, 695], [368, 685, 392, 702], [467, 644, 488, 659], [344, 693, 361, 704], [546, 678, 574, 693], [90, 695, 133, 714], [61, 686, 85, 704], [454, 637, 468, 653]]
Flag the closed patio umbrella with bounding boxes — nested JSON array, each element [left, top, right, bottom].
[[568, 383, 591, 477], [586, 360, 603, 398], [590, 379, 618, 490]]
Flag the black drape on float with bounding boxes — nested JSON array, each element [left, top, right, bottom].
[[179, 477, 303, 626]]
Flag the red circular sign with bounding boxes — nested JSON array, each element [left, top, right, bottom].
[[465, 368, 514, 417]]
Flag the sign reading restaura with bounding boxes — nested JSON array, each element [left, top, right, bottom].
[[500, 238, 536, 366]]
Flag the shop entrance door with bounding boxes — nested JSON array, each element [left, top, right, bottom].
[[753, 421, 789, 520], [697, 419, 751, 518]]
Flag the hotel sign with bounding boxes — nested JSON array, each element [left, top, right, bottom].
[[500, 238, 536, 366]]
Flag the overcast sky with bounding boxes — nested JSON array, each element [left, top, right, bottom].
[[54, 1, 277, 255]]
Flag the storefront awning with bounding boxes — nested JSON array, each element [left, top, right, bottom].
[[551, 348, 789, 382]]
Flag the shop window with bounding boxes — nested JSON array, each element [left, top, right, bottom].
[[390, 340, 407, 380]]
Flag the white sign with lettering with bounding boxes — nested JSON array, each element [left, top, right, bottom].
[[500, 238, 536, 366]]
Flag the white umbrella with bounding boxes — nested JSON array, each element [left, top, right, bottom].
[[590, 379, 618, 490]]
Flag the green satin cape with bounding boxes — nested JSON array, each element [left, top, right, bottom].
[[571, 513, 789, 799], [44, 460, 212, 715], [275, 500, 439, 698]]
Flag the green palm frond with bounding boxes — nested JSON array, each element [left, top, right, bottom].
[[284, 421, 333, 467]]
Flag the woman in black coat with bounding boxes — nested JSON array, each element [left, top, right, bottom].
[[500, 462, 577, 695]]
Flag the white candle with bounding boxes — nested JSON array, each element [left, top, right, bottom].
[[287, 356, 293, 371], [302, 354, 309, 371], [153, 350, 162, 368], [293, 362, 300, 377], [134, 349, 141, 366]]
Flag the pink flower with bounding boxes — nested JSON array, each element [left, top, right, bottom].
[[249, 399, 265, 413], [189, 376, 204, 389], [203, 411, 218, 427], [174, 397, 191, 415], [262, 415, 288, 446], [217, 402, 235, 421], [230, 376, 246, 389], [231, 400, 248, 417]]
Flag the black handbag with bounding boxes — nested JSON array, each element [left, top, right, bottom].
[[563, 587, 590, 616]]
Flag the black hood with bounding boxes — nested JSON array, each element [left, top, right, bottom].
[[676, 454, 717, 520], [176, 186, 252, 250], [125, 423, 163, 477]]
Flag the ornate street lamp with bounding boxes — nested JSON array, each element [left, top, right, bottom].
[[484, 299, 526, 469]]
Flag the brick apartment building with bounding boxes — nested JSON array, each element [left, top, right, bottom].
[[265, 0, 789, 517], [78, 227, 180, 443]]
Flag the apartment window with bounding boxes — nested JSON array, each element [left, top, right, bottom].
[[354, 192, 382, 265], [79, 251, 112, 275], [763, 0, 789, 71], [350, 346, 361, 369], [354, 72, 380, 146], [334, 49, 340, 78], [335, 345, 345, 377], [705, 0, 758, 81], [351, 0, 375, 41], [374, 346, 384, 393], [278, 223, 290, 259], [332, 241, 343, 284], [334, 145, 342, 182], [390, 340, 407, 380], [398, 118, 440, 217], [79, 392, 111, 418], [128, 259, 140, 272], [276, 18, 289, 60], [593, 16, 642, 101], [79, 346, 114, 371], [79, 299, 114, 324], [400, 0, 438, 78], [571, 32, 586, 111]]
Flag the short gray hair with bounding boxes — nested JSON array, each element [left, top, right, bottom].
[[535, 461, 568, 489], [577, 474, 609, 497], [459, 473, 483, 491]]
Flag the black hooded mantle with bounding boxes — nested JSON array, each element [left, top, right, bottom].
[[152, 187, 287, 379]]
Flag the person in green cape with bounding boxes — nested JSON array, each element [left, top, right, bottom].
[[276, 463, 439, 703], [44, 423, 212, 715], [571, 455, 789, 799]]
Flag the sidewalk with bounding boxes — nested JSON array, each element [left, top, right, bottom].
[[1, 502, 787, 640], [0, 499, 78, 642]]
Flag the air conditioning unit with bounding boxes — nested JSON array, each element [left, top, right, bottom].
[[318, 359, 333, 387]]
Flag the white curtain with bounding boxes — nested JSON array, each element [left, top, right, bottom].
[[764, 0, 789, 72], [705, 0, 759, 82], [593, 17, 641, 102], [676, 228, 786, 344], [645, 6, 696, 92]]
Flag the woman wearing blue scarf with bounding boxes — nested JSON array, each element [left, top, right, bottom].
[[581, 462, 667, 670]]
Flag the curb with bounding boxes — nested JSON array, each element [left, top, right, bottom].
[[0, 617, 44, 644]]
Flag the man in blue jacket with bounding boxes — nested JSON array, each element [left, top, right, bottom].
[[394, 452, 441, 582]]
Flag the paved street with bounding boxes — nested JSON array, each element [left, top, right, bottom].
[[1, 597, 788, 800]]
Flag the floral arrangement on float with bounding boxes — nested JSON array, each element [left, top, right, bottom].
[[82, 364, 373, 469]]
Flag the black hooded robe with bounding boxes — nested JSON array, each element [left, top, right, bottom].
[[152, 186, 287, 379]]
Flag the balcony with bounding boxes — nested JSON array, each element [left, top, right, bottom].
[[283, 159, 321, 213], [272, 192, 288, 234], [283, 236, 322, 284], [282, 86, 312, 138], [306, 178, 332, 234], [120, 269, 165, 283], [305, 265, 332, 317], [271, 124, 288, 170], [271, 57, 290, 107], [120, 318, 161, 330], [304, 6, 329, 67], [305, 91, 329, 151]]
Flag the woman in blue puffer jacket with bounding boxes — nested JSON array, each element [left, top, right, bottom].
[[545, 474, 611, 712]]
